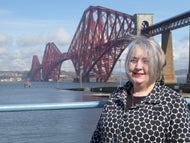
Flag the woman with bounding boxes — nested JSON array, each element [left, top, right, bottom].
[[91, 35, 190, 142]]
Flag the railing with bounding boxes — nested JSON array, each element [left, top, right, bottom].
[[0, 101, 107, 112], [0, 98, 189, 112]]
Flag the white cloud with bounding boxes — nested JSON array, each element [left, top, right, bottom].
[[0, 28, 73, 71], [0, 44, 42, 71], [0, 33, 12, 47], [12, 46, 41, 59], [0, 29, 188, 72], [0, 34, 12, 70], [17, 28, 72, 47], [11, 46, 42, 71], [61, 60, 75, 72], [48, 29, 72, 45], [173, 39, 189, 70], [113, 48, 129, 74]]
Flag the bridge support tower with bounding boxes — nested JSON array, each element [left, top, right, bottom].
[[162, 31, 177, 83], [187, 26, 190, 83], [134, 13, 153, 35], [135, 14, 177, 83], [187, 65, 190, 83]]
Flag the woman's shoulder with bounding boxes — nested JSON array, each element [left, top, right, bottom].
[[109, 81, 131, 99], [160, 84, 188, 106], [163, 84, 183, 98], [109, 86, 126, 99]]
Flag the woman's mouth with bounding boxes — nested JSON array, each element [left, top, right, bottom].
[[133, 72, 144, 77]]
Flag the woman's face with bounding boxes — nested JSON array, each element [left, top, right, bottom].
[[128, 45, 151, 87]]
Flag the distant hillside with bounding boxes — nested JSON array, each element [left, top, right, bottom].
[[175, 69, 188, 77], [0, 69, 188, 82], [113, 69, 189, 78]]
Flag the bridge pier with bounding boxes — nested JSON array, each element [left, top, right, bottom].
[[96, 78, 104, 83], [187, 27, 190, 83], [187, 73, 190, 83], [95, 77, 108, 83], [162, 31, 177, 83], [187, 51, 190, 82], [134, 13, 177, 83], [73, 77, 89, 83]]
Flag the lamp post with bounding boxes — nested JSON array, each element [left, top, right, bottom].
[[119, 59, 122, 86], [80, 66, 83, 88], [57, 71, 59, 89], [40, 68, 43, 81]]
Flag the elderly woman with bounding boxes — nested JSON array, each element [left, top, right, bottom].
[[91, 35, 190, 142]]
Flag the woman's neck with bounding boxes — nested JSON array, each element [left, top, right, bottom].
[[132, 82, 155, 97]]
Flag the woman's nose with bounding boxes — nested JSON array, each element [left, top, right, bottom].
[[135, 60, 143, 69]]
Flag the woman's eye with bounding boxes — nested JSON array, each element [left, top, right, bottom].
[[130, 58, 137, 63], [130, 58, 149, 64], [143, 59, 149, 64]]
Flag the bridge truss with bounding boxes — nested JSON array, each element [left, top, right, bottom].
[[29, 6, 135, 82], [29, 7, 190, 82], [142, 11, 190, 36]]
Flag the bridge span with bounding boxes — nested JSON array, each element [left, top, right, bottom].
[[29, 6, 190, 83]]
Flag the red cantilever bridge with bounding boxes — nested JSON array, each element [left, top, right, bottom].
[[29, 6, 190, 82]]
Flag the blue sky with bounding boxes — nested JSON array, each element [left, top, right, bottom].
[[0, 0, 189, 72]]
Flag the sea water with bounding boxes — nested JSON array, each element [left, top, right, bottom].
[[0, 77, 186, 143], [0, 81, 118, 143]]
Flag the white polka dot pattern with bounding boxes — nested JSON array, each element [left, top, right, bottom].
[[91, 82, 190, 143]]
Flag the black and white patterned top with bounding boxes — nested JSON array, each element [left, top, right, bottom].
[[91, 81, 190, 143]]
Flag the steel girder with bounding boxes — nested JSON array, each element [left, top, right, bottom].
[[29, 7, 190, 82], [29, 43, 71, 81], [68, 6, 135, 82], [41, 42, 62, 81], [29, 6, 135, 82], [142, 11, 190, 36], [29, 55, 41, 81]]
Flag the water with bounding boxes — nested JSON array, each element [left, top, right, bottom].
[[177, 76, 187, 83], [0, 81, 119, 143], [0, 77, 186, 143]]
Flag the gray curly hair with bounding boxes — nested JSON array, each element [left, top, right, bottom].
[[125, 35, 166, 83]]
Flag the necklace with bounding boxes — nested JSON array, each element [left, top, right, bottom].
[[131, 88, 146, 107], [131, 88, 134, 107], [132, 93, 134, 106]]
